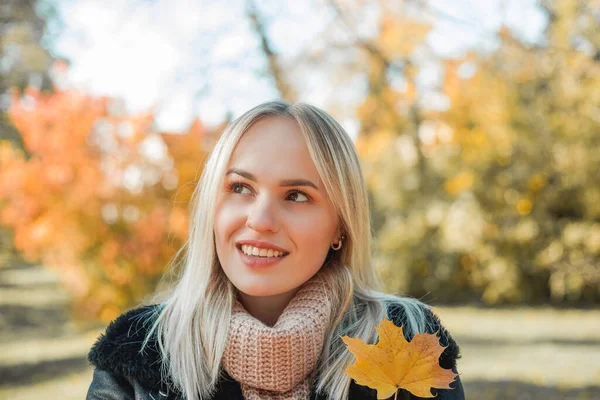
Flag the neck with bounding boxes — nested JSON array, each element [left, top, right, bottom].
[[237, 287, 300, 326]]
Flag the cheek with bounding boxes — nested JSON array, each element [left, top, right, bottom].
[[214, 202, 244, 245], [289, 210, 336, 248]]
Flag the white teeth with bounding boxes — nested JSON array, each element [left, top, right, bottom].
[[241, 245, 285, 258]]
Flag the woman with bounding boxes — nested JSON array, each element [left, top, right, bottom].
[[87, 101, 465, 400]]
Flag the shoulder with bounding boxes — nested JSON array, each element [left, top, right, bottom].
[[87, 304, 166, 390], [384, 300, 461, 370]]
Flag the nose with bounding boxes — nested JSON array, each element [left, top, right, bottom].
[[246, 194, 280, 233]]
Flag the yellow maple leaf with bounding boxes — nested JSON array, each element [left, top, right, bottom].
[[341, 318, 458, 399]]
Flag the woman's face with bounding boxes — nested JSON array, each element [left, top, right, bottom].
[[214, 116, 340, 301]]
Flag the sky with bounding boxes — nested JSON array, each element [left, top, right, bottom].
[[47, 0, 547, 137]]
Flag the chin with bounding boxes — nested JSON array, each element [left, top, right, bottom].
[[234, 278, 295, 298], [238, 285, 284, 298]]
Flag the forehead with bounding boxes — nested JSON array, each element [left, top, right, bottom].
[[228, 116, 323, 186], [234, 116, 304, 153]]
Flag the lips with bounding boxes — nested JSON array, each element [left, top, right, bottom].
[[236, 245, 288, 266], [235, 239, 289, 253], [238, 244, 288, 257]]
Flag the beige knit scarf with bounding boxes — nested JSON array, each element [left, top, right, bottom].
[[221, 271, 333, 400]]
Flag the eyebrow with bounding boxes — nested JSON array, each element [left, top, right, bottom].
[[226, 168, 319, 190]]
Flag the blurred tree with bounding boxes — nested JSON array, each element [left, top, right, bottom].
[[246, 0, 297, 102], [355, 0, 600, 305], [0, 0, 59, 266], [0, 0, 57, 147], [2, 0, 598, 317], [0, 87, 222, 321]]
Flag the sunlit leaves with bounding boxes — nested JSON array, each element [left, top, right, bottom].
[[359, 0, 600, 305], [0, 88, 214, 320], [379, 15, 431, 59]]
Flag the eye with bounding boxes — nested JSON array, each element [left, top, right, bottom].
[[287, 191, 310, 203], [228, 181, 311, 203], [230, 182, 252, 195]]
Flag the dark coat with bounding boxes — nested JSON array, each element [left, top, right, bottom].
[[87, 304, 465, 400]]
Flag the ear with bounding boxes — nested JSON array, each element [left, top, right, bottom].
[[333, 227, 343, 243]]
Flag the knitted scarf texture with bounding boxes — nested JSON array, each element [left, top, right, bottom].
[[222, 272, 333, 400]]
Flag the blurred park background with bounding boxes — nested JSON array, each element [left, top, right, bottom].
[[1, 0, 599, 398]]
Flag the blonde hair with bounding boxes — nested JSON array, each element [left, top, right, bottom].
[[142, 101, 430, 399]]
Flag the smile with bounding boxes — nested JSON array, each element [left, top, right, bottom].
[[236, 245, 289, 267], [238, 244, 288, 258]]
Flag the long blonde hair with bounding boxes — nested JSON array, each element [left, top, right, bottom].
[[142, 101, 429, 399]]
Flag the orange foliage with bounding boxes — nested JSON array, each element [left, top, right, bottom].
[[0, 87, 218, 321]]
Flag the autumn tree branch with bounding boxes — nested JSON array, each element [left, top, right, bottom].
[[245, 0, 297, 103]]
